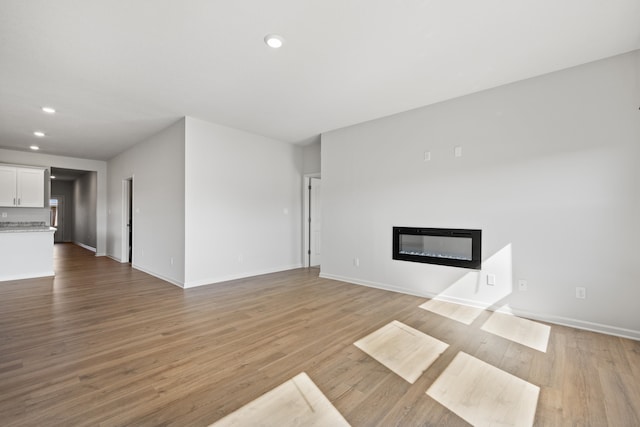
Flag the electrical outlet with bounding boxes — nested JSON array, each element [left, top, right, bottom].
[[170, 257, 174, 265], [424, 151, 431, 161], [518, 280, 528, 291], [576, 287, 586, 299], [454, 146, 463, 157], [1, 212, 7, 218], [354, 257, 360, 267]]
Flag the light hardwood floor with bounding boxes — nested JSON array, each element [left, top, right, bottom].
[[0, 243, 639, 426]]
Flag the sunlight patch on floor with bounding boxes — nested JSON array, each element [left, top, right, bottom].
[[418, 299, 484, 325], [354, 320, 449, 384], [481, 311, 551, 352], [210, 372, 350, 427], [427, 352, 539, 427]]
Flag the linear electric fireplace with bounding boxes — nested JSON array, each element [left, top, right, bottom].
[[393, 227, 482, 269]]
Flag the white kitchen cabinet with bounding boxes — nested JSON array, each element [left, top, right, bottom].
[[0, 228, 55, 281], [17, 167, 45, 207], [0, 165, 45, 207], [0, 166, 17, 206]]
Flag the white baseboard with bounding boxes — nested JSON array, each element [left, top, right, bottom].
[[184, 264, 303, 288], [131, 264, 184, 288], [319, 272, 640, 341], [106, 255, 120, 263], [73, 241, 96, 252], [105, 257, 303, 290], [320, 272, 430, 298], [497, 307, 640, 341], [0, 271, 55, 282]]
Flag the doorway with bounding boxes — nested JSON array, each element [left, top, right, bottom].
[[303, 175, 322, 267], [50, 167, 96, 249], [122, 178, 133, 264], [50, 196, 64, 243]]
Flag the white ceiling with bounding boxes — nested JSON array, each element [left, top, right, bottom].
[[1, 1, 639, 161]]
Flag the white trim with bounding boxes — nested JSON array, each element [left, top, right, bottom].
[[319, 272, 640, 341], [129, 262, 304, 290], [496, 307, 640, 342], [320, 272, 421, 296], [132, 264, 184, 288], [302, 173, 321, 268], [74, 241, 96, 252], [185, 264, 303, 288], [0, 271, 55, 282], [121, 177, 133, 264]]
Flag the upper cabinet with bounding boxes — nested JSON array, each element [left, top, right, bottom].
[[0, 166, 18, 206], [0, 165, 45, 207]]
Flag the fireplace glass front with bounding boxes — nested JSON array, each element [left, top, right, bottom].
[[393, 227, 481, 269]]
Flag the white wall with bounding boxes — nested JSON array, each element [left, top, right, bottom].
[[0, 148, 107, 255], [321, 50, 640, 339], [73, 171, 97, 249], [107, 119, 185, 285], [184, 117, 303, 287], [302, 140, 321, 175]]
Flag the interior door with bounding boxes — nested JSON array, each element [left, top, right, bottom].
[[127, 179, 133, 263], [309, 177, 322, 267]]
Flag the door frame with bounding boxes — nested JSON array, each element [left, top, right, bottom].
[[302, 173, 321, 267], [121, 177, 134, 264]]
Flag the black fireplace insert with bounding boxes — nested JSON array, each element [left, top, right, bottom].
[[393, 227, 482, 269]]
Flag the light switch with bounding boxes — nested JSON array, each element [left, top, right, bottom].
[[424, 151, 431, 161], [487, 274, 496, 286], [454, 146, 463, 157]]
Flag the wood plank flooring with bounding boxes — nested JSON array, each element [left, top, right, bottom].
[[1, 243, 639, 426]]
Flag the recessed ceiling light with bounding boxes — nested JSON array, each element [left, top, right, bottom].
[[42, 106, 56, 114], [264, 34, 284, 49], [30, 145, 40, 150], [34, 131, 45, 137]]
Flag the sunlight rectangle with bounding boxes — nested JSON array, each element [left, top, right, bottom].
[[419, 299, 484, 325], [427, 352, 539, 427], [354, 320, 449, 384], [210, 372, 350, 426], [481, 311, 550, 352]]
